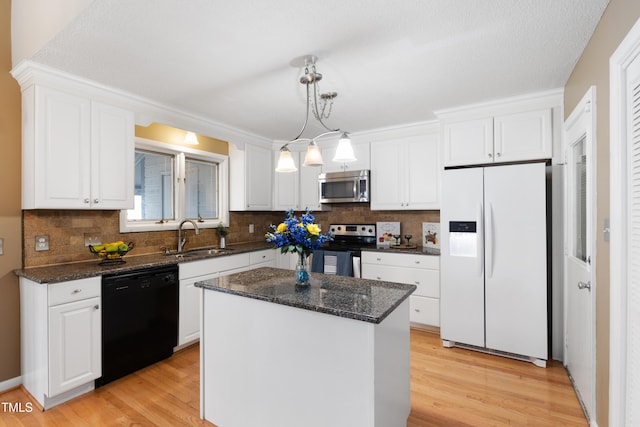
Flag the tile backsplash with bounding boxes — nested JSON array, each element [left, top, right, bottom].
[[22, 206, 439, 267]]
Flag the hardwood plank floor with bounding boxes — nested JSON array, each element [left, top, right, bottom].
[[0, 329, 586, 426]]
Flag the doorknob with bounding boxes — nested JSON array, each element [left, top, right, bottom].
[[577, 281, 591, 291]]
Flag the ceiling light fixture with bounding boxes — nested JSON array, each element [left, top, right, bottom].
[[276, 55, 356, 172]]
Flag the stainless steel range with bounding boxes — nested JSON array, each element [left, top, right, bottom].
[[324, 224, 376, 278]]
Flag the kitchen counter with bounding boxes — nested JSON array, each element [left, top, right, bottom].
[[364, 245, 441, 256], [14, 241, 272, 284], [198, 266, 413, 427], [195, 266, 416, 324]]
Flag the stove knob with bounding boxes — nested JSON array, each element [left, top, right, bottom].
[[337, 226, 342, 231]]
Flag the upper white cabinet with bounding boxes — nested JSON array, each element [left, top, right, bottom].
[[437, 91, 562, 167], [273, 150, 327, 211], [230, 142, 273, 211], [321, 141, 370, 173], [21, 85, 134, 209], [443, 109, 552, 167], [370, 133, 440, 210]]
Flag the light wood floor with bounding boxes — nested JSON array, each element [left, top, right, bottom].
[[0, 329, 586, 426]]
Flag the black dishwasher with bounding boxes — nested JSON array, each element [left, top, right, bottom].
[[96, 264, 179, 387]]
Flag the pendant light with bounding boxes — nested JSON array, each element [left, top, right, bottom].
[[275, 55, 356, 172]]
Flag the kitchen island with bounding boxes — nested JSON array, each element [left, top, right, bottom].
[[195, 267, 416, 427]]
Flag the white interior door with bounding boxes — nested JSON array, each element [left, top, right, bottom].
[[564, 87, 596, 421]]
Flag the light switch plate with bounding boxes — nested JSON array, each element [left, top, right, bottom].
[[35, 235, 49, 251], [84, 233, 102, 247], [0, 237, 4, 255]]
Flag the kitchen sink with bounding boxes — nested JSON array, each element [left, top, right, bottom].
[[166, 247, 234, 258]]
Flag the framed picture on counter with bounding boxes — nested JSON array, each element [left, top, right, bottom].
[[422, 222, 440, 249]]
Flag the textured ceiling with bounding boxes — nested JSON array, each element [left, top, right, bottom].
[[30, 0, 608, 141]]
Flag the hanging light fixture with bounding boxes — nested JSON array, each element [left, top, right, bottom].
[[275, 55, 356, 172]]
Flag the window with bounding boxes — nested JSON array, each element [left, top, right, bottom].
[[120, 138, 228, 232]]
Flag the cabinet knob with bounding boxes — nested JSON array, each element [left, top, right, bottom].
[[376, 257, 382, 261], [415, 260, 420, 264], [414, 308, 420, 312], [414, 281, 420, 285], [496, 152, 502, 157], [72, 289, 82, 294], [94, 198, 99, 204], [84, 198, 90, 203], [376, 276, 382, 280], [488, 153, 493, 158], [94, 304, 100, 310]]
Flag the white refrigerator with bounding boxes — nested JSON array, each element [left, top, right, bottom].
[[440, 162, 548, 365]]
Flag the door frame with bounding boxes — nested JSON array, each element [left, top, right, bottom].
[[564, 85, 597, 422], [609, 16, 640, 427]]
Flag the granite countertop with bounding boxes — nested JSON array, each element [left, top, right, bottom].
[[195, 267, 416, 324], [363, 245, 441, 256], [14, 241, 272, 284]]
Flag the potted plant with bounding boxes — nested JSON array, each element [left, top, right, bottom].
[[217, 222, 229, 249]]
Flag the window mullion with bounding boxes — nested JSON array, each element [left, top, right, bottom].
[[176, 152, 186, 221]]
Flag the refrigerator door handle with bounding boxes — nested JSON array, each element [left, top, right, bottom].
[[478, 203, 484, 277], [486, 203, 494, 278]]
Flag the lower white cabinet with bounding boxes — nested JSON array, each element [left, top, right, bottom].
[[361, 251, 440, 327], [20, 276, 102, 409], [178, 250, 275, 347]]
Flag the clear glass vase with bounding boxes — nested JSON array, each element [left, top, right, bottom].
[[295, 253, 310, 285]]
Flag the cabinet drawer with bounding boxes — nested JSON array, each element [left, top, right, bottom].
[[410, 295, 439, 327], [362, 264, 439, 297], [48, 277, 101, 306], [250, 250, 276, 265], [361, 251, 439, 269]]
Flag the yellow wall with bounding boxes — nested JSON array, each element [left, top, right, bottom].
[[135, 123, 229, 156], [0, 0, 23, 382], [564, 1, 640, 425]]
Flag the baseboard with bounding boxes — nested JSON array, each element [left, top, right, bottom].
[[0, 376, 22, 393]]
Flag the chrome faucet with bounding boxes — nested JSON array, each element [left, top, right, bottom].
[[177, 219, 200, 252]]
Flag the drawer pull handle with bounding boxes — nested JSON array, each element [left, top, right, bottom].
[[414, 308, 420, 312], [376, 276, 382, 280], [376, 257, 382, 261], [415, 261, 420, 264], [72, 289, 82, 294]]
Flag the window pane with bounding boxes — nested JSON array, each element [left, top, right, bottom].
[[128, 151, 174, 221], [573, 136, 587, 262], [185, 158, 218, 219]]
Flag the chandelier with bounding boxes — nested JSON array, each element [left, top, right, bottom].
[[275, 55, 356, 172]]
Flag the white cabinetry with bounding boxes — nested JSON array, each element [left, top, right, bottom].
[[442, 109, 553, 167], [321, 141, 370, 173], [361, 251, 440, 327], [273, 151, 326, 211], [20, 276, 102, 409], [230, 142, 273, 210], [20, 85, 134, 209], [178, 250, 273, 347], [370, 133, 440, 210]]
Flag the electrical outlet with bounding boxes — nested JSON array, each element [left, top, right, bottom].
[[0, 237, 4, 256], [249, 224, 255, 234], [84, 233, 102, 247], [35, 235, 49, 252]]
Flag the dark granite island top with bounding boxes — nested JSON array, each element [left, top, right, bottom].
[[195, 267, 416, 324]]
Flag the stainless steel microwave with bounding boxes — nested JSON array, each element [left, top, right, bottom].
[[318, 170, 370, 203]]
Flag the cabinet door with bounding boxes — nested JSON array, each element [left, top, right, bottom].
[[442, 118, 493, 167], [299, 162, 323, 211], [246, 144, 273, 210], [493, 109, 552, 163], [405, 134, 440, 209], [370, 140, 404, 210], [273, 151, 300, 210], [91, 102, 135, 209], [179, 277, 212, 346], [48, 297, 101, 396], [34, 87, 91, 208]]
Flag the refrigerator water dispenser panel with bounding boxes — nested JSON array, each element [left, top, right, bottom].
[[449, 221, 477, 257]]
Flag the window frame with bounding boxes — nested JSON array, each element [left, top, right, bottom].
[[119, 137, 229, 233]]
